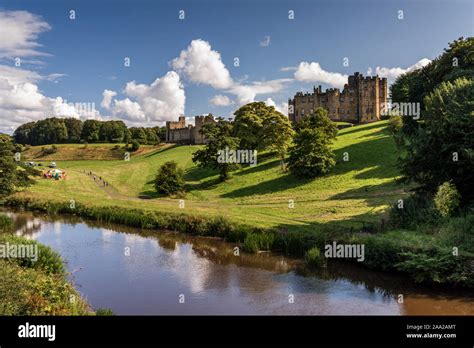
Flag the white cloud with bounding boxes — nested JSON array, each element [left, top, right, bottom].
[[260, 35, 271, 47], [229, 79, 292, 105], [280, 66, 297, 72], [368, 58, 431, 83], [264, 98, 289, 116], [101, 89, 117, 109], [0, 10, 51, 58], [210, 95, 233, 106], [294, 62, 348, 88], [105, 71, 185, 125], [171, 39, 233, 89], [172, 39, 292, 107]]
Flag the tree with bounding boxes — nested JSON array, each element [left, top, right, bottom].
[[130, 140, 140, 152], [28, 118, 68, 145], [63, 118, 83, 143], [81, 120, 101, 143], [13, 122, 36, 144], [0, 135, 39, 197], [154, 161, 185, 195], [192, 119, 239, 181], [288, 108, 338, 178], [129, 127, 147, 144], [145, 128, 159, 144], [264, 111, 295, 169], [398, 78, 474, 202], [233, 102, 292, 151]]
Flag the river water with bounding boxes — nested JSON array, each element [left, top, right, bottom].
[[4, 210, 474, 315]]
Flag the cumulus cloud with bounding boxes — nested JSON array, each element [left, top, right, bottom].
[[171, 39, 233, 89], [0, 10, 51, 58], [101, 89, 117, 109], [259, 35, 271, 47], [172, 39, 292, 106], [104, 71, 185, 125], [294, 62, 348, 88], [367, 58, 431, 83], [210, 95, 233, 106], [264, 98, 289, 116]]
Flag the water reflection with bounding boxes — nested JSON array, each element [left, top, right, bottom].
[[3, 210, 474, 315]]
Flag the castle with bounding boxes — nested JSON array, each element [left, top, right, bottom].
[[288, 72, 388, 124], [165, 114, 216, 144]]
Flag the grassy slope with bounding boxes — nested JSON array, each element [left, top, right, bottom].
[[17, 120, 408, 230], [22, 143, 166, 161]]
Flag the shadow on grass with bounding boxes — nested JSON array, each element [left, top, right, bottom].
[[142, 144, 180, 158], [337, 122, 385, 137]]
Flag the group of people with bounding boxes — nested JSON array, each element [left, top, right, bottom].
[[43, 169, 67, 180], [85, 170, 109, 187]]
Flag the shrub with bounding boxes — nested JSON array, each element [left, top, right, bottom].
[[243, 232, 274, 253], [96, 308, 115, 316], [0, 235, 65, 275], [389, 194, 438, 229], [304, 247, 324, 268], [434, 182, 460, 217], [130, 140, 140, 152], [154, 161, 185, 196]]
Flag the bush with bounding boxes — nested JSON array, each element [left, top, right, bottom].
[[130, 140, 140, 152], [243, 232, 274, 253], [304, 247, 324, 268], [0, 235, 65, 275], [389, 194, 438, 229], [154, 161, 185, 196], [434, 182, 460, 217], [96, 308, 115, 316]]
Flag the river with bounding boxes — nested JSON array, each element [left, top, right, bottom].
[[4, 210, 474, 315]]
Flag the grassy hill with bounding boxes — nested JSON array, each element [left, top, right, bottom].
[[16, 120, 407, 229], [22, 143, 166, 161]]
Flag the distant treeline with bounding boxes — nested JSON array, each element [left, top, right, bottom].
[[13, 118, 166, 146]]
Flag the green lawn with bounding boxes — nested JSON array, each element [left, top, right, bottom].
[[18, 121, 407, 229]]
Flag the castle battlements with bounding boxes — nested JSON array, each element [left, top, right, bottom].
[[166, 114, 216, 144], [289, 72, 388, 124]]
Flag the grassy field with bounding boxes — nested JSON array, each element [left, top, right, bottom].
[[16, 121, 407, 230]]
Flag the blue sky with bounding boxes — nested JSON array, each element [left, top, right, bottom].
[[0, 0, 472, 132]]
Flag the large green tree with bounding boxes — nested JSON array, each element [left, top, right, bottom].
[[192, 119, 239, 181], [288, 108, 338, 178], [391, 38, 474, 203], [233, 102, 293, 152]]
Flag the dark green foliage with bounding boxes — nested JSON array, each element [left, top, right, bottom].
[[391, 38, 474, 204], [396, 250, 473, 286], [63, 118, 83, 142], [389, 194, 438, 229], [14, 118, 160, 145], [0, 136, 39, 197], [288, 108, 338, 178], [243, 232, 274, 253], [154, 161, 185, 195], [130, 140, 140, 152], [192, 118, 239, 181]]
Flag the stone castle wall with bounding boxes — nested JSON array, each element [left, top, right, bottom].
[[166, 114, 216, 144], [288, 72, 388, 124]]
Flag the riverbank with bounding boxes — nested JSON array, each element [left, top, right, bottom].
[[0, 214, 92, 315], [4, 196, 473, 288]]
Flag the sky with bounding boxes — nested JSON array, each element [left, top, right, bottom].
[[0, 0, 472, 133]]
